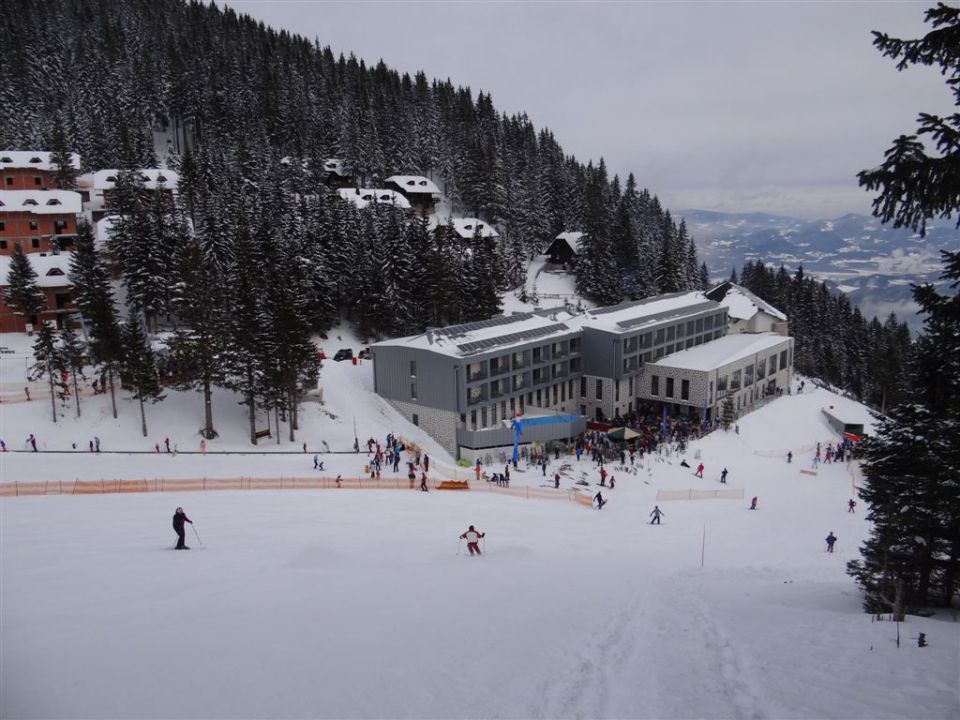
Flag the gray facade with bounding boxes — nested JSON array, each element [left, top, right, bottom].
[[372, 292, 791, 458], [638, 336, 795, 422]]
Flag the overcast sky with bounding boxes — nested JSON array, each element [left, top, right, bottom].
[[226, 1, 950, 219]]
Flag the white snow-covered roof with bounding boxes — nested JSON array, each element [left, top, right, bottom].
[[650, 332, 791, 372], [337, 188, 412, 210], [553, 231, 586, 253], [821, 401, 874, 429], [450, 218, 498, 239], [374, 310, 578, 358], [712, 283, 787, 322], [323, 159, 348, 177], [90, 169, 179, 190], [0, 190, 82, 215], [385, 175, 441, 196], [0, 252, 74, 288], [573, 292, 716, 334], [0, 151, 81, 171]]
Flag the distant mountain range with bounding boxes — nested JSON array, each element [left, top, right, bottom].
[[682, 209, 959, 332]]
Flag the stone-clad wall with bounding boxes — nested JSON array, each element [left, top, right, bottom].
[[385, 398, 458, 455]]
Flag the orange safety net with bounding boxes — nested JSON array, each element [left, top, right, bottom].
[[0, 476, 594, 508]]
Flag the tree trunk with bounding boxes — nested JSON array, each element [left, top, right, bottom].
[[108, 366, 118, 419], [248, 396, 257, 446], [71, 367, 81, 418], [139, 392, 148, 437], [202, 375, 215, 439], [288, 390, 296, 442], [275, 406, 280, 445], [893, 575, 906, 622], [47, 362, 57, 424]]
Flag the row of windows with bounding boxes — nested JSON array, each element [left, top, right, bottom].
[[622, 314, 724, 354], [0, 238, 42, 250], [4, 176, 44, 186], [649, 376, 691, 401], [650, 349, 791, 401], [464, 340, 583, 381], [461, 380, 578, 430], [622, 330, 725, 372]]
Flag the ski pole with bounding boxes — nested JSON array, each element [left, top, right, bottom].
[[192, 524, 204, 547], [457, 537, 462, 556], [482, 536, 486, 554]]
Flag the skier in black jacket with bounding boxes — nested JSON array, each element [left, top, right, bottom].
[[173, 507, 193, 549]]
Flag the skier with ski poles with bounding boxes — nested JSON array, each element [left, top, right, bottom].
[[825, 531, 837, 553], [172, 507, 193, 550], [650, 505, 664, 524], [460, 525, 485, 556]]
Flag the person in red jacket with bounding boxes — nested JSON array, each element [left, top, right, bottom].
[[172, 507, 193, 550], [460, 525, 485, 556]]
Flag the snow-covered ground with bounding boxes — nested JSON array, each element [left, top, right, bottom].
[[2, 322, 958, 719]]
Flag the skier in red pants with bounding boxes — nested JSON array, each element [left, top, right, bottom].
[[460, 525, 485, 555]]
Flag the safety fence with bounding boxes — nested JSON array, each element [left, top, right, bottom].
[[0, 475, 594, 508], [655, 488, 744, 501]]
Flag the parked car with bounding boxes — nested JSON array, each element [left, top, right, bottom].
[[333, 348, 353, 362]]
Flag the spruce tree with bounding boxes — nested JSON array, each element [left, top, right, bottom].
[[3, 244, 45, 322], [847, 4, 960, 616], [31, 322, 67, 424], [121, 307, 165, 437], [59, 326, 86, 419], [69, 221, 124, 418]]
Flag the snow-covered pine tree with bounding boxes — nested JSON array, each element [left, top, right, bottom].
[[121, 307, 165, 437], [31, 322, 67, 424], [168, 229, 229, 439], [49, 118, 79, 190], [68, 220, 124, 418], [3, 243, 45, 323], [59, 326, 86, 419]]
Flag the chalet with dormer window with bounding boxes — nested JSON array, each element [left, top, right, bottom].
[[336, 188, 412, 211], [385, 175, 441, 214], [0, 190, 83, 255], [0, 151, 81, 190], [322, 158, 354, 189]]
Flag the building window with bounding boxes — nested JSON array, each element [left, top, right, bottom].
[[681, 379, 689, 400], [744, 365, 754, 386], [666, 344, 674, 355], [0, 240, 7, 250], [704, 315, 714, 330], [0, 221, 5, 232], [696, 318, 704, 333], [666, 325, 675, 341], [568, 379, 573, 399], [780, 350, 788, 370], [481, 407, 488, 428], [580, 377, 587, 398], [666, 377, 674, 398], [410, 360, 416, 376], [655, 328, 665, 344], [29, 220, 38, 230], [651, 375, 659, 395], [4, 177, 12, 186], [34, 176, 42, 186], [31, 238, 40, 249], [470, 410, 477, 428], [730, 369, 742, 391], [676, 323, 685, 338], [629, 377, 633, 396], [595, 380, 602, 400], [411, 383, 417, 400], [580, 405, 587, 416], [412, 413, 419, 427], [615, 381, 620, 402]]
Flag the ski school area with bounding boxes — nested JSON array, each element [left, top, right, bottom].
[[1, 334, 958, 719]]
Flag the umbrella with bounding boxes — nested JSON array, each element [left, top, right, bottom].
[[607, 427, 639, 441]]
